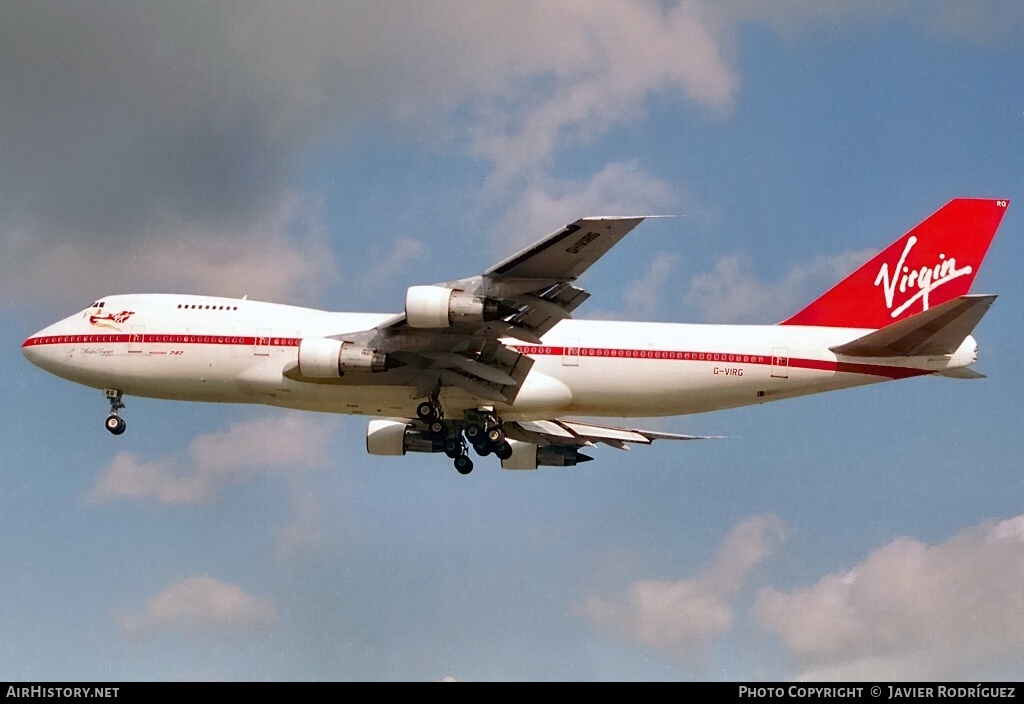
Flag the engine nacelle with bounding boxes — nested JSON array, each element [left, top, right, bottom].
[[366, 419, 445, 456], [500, 440, 592, 470], [297, 338, 389, 378], [405, 285, 508, 328]]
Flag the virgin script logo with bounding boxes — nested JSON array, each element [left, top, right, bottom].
[[874, 236, 971, 318]]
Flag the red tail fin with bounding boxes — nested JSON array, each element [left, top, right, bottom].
[[781, 198, 1009, 329]]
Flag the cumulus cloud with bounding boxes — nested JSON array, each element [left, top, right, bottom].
[[493, 161, 677, 251], [465, 2, 737, 184], [5, 2, 1015, 310], [683, 249, 873, 323], [2, 192, 337, 307], [752, 514, 1024, 681], [361, 237, 430, 285], [0, 2, 732, 310], [120, 575, 276, 638], [577, 514, 786, 663], [89, 414, 331, 504], [623, 254, 680, 320]]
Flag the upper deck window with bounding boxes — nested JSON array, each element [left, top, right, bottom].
[[177, 302, 240, 311]]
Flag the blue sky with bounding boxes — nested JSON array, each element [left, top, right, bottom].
[[2, 1, 1023, 682]]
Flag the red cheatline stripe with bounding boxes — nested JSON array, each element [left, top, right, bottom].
[[22, 336, 931, 380], [514, 346, 929, 380], [789, 357, 930, 380], [22, 334, 301, 347]]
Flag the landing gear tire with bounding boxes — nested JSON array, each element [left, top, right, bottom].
[[428, 420, 447, 438], [454, 455, 474, 475], [465, 424, 483, 442], [105, 415, 126, 435], [473, 441, 491, 457], [495, 441, 513, 461], [487, 427, 504, 444], [416, 402, 438, 422], [443, 437, 462, 459]]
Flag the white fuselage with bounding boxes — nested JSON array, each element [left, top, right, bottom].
[[22, 294, 975, 421]]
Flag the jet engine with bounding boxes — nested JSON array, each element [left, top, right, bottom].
[[366, 419, 445, 456], [297, 338, 394, 378], [405, 285, 513, 328], [500, 440, 593, 470]]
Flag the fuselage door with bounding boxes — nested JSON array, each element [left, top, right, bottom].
[[771, 347, 789, 379], [254, 328, 271, 356], [563, 338, 580, 367], [128, 326, 145, 353]]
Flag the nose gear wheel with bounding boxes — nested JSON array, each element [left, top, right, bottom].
[[104, 389, 126, 435]]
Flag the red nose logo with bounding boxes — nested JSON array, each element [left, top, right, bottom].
[[89, 310, 135, 327]]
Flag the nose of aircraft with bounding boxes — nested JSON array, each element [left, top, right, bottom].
[[22, 321, 70, 370], [22, 330, 44, 366]]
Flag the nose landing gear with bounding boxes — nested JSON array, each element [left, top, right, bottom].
[[104, 389, 126, 435]]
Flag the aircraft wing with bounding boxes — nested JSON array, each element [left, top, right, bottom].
[[506, 418, 718, 449], [498, 418, 719, 468], [485, 216, 647, 282], [301, 217, 650, 404]]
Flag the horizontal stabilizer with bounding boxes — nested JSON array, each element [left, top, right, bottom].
[[937, 367, 987, 379], [830, 294, 996, 358]]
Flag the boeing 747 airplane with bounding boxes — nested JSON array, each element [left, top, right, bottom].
[[22, 198, 1009, 473]]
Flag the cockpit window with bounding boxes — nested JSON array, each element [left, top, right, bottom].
[[88, 301, 105, 308]]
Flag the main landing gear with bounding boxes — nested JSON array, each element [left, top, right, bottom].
[[462, 410, 514, 464], [418, 398, 473, 473], [104, 389, 126, 435], [416, 401, 447, 438], [417, 399, 517, 474], [416, 399, 516, 473]]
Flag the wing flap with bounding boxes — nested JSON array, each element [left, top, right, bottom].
[[517, 419, 576, 439], [507, 418, 719, 449], [420, 352, 518, 385], [558, 420, 653, 444]]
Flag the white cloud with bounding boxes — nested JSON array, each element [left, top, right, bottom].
[[623, 254, 680, 320], [577, 514, 786, 663], [89, 414, 331, 505], [5, 2, 1017, 313], [3, 192, 337, 308], [361, 237, 430, 285], [752, 514, 1024, 681], [120, 575, 276, 638], [2, 3, 728, 310], [684, 249, 873, 323], [494, 161, 677, 251], [464, 2, 737, 183]]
